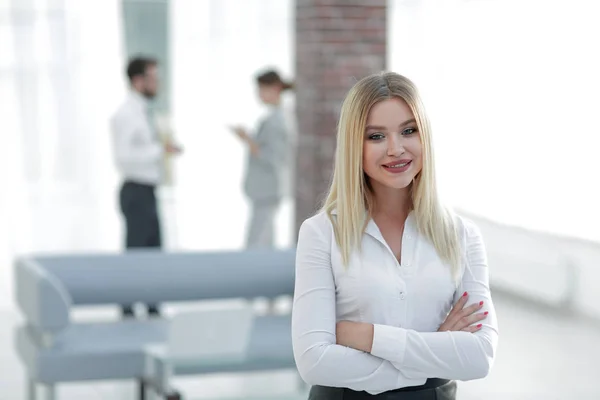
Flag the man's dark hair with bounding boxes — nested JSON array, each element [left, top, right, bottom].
[[126, 56, 158, 83]]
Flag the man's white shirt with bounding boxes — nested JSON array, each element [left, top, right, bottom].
[[111, 91, 164, 185]]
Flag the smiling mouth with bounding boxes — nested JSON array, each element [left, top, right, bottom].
[[383, 160, 412, 169], [385, 161, 410, 168]]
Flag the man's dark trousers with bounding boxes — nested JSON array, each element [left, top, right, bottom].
[[119, 180, 162, 317]]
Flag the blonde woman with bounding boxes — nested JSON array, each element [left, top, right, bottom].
[[292, 72, 498, 399]]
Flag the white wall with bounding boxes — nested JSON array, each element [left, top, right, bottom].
[[0, 0, 125, 311], [465, 210, 600, 320], [389, 0, 600, 242]]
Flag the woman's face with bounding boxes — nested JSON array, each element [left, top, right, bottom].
[[362, 97, 423, 191], [258, 83, 280, 104]]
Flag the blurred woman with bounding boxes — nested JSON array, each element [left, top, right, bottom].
[[231, 69, 294, 249]]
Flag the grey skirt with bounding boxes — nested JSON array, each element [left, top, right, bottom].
[[307, 379, 456, 400]]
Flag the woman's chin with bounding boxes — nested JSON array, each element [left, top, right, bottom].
[[371, 177, 413, 191]]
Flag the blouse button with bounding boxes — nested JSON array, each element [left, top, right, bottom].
[[400, 291, 406, 300]]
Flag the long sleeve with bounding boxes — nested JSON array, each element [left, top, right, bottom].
[[252, 114, 288, 169], [292, 217, 425, 392], [369, 220, 499, 381], [112, 115, 163, 166]]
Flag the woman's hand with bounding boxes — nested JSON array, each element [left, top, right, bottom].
[[336, 292, 487, 354], [438, 291, 488, 333], [228, 126, 259, 156], [336, 321, 374, 353], [229, 125, 248, 140]]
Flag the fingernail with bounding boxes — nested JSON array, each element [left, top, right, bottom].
[[477, 324, 482, 328], [479, 301, 484, 306], [484, 311, 489, 316], [463, 291, 468, 297]]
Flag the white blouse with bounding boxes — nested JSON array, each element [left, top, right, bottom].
[[291, 210, 499, 395]]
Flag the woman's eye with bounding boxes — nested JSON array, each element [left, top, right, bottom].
[[368, 133, 384, 140], [402, 127, 417, 135]]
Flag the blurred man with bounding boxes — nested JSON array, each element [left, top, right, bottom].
[[111, 56, 181, 318]]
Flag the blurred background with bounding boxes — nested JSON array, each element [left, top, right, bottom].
[[1, 0, 600, 399]]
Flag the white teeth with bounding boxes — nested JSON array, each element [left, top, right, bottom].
[[389, 162, 408, 168]]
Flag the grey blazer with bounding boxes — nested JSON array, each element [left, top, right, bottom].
[[243, 106, 290, 202]]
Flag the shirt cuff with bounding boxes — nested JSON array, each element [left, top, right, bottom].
[[370, 324, 407, 365]]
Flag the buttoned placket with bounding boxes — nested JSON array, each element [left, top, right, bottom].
[[365, 214, 418, 325]]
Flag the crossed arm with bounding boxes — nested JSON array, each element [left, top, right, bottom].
[[291, 217, 499, 391]]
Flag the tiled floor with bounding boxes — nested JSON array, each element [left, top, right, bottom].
[[2, 293, 600, 400]]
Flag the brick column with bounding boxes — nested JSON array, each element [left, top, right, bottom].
[[294, 0, 388, 233]]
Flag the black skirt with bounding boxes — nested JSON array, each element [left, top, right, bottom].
[[308, 379, 456, 400]]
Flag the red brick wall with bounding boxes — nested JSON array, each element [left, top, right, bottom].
[[294, 0, 387, 233]]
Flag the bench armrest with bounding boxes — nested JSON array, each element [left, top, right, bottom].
[[15, 257, 72, 334]]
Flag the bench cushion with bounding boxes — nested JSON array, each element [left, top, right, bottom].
[[16, 315, 295, 384]]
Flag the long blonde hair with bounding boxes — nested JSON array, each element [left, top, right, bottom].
[[321, 72, 462, 279]]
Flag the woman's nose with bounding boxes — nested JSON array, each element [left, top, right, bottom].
[[387, 134, 405, 157]]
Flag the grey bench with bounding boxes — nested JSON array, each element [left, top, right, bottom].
[[14, 249, 298, 400]]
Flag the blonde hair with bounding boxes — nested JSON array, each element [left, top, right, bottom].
[[321, 72, 462, 280]]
